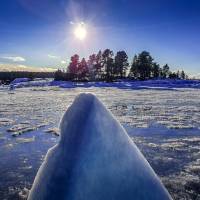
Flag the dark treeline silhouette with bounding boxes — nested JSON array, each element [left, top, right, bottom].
[[0, 71, 55, 84], [129, 51, 187, 80], [55, 50, 187, 82]]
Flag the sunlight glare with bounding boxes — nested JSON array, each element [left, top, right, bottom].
[[74, 23, 87, 41]]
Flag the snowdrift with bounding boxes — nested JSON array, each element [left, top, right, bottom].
[[9, 79, 200, 90], [28, 93, 172, 200], [11, 78, 31, 84]]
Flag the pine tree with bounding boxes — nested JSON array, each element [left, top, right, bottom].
[[58, 49, 187, 82], [180, 70, 186, 79], [129, 55, 138, 79], [152, 62, 160, 78], [94, 51, 103, 79], [102, 49, 114, 81], [114, 51, 129, 78], [169, 72, 178, 79], [135, 51, 153, 80], [54, 69, 64, 81], [78, 58, 89, 80], [68, 54, 79, 75], [87, 54, 96, 80], [162, 64, 170, 78], [176, 70, 180, 79]]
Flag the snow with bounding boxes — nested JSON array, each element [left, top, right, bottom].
[[0, 86, 200, 199], [28, 93, 171, 200], [11, 78, 30, 84], [51, 79, 200, 90], [7, 78, 200, 90], [10, 78, 52, 89]]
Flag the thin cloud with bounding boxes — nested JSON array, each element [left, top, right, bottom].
[[1, 56, 26, 62], [48, 55, 68, 65], [48, 54, 59, 59], [190, 73, 200, 79], [0, 63, 56, 72]]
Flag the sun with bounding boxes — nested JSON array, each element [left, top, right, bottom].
[[74, 23, 87, 41]]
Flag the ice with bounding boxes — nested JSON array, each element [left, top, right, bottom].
[[44, 128, 60, 136], [18, 187, 29, 199], [16, 137, 35, 143], [0, 118, 14, 126], [11, 78, 30, 84], [0, 86, 200, 199], [28, 93, 171, 200], [7, 124, 39, 137], [161, 142, 186, 149]]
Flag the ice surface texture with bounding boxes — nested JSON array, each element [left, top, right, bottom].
[[28, 93, 172, 200]]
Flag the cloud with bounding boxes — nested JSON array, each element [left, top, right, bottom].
[[186, 72, 200, 79], [48, 55, 68, 65], [48, 54, 59, 59], [0, 63, 56, 72], [61, 60, 67, 64], [1, 56, 26, 62], [191, 73, 200, 79]]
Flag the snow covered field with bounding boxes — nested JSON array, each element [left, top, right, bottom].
[[0, 83, 200, 199]]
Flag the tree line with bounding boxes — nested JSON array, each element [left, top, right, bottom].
[[129, 51, 187, 80], [0, 71, 55, 84], [55, 50, 187, 82]]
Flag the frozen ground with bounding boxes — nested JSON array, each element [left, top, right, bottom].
[[28, 93, 171, 200], [8, 78, 200, 90], [0, 84, 200, 199]]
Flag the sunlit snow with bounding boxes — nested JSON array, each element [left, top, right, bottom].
[[0, 82, 200, 199]]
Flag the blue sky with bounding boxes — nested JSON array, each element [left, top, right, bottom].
[[0, 0, 200, 74]]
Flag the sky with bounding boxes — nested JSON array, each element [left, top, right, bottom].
[[0, 0, 200, 75]]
